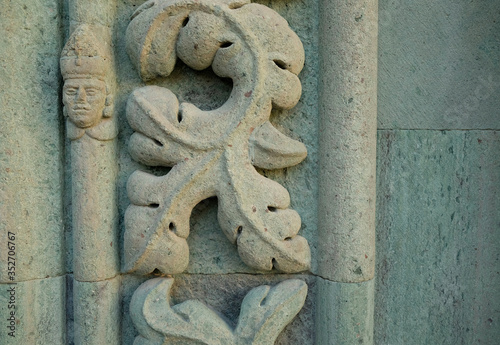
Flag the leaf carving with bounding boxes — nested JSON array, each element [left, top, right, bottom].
[[124, 0, 311, 274], [130, 278, 307, 345]]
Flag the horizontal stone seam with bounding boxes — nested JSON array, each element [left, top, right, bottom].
[[1, 272, 376, 285], [312, 273, 375, 284], [0, 274, 66, 284], [0, 272, 120, 284], [73, 273, 120, 283], [69, 20, 113, 29], [377, 128, 500, 131]]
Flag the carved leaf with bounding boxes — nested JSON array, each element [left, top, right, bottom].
[[249, 121, 307, 170], [235, 279, 308, 345], [130, 278, 307, 345], [124, 0, 311, 274], [130, 278, 235, 345]]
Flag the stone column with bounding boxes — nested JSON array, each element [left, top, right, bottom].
[[316, 0, 378, 344], [65, 1, 121, 344], [0, 1, 66, 344]]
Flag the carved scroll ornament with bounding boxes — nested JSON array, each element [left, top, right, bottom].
[[124, 0, 311, 274], [131, 278, 307, 345]]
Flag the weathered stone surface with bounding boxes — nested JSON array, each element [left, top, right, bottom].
[[123, 0, 311, 275], [121, 274, 316, 345], [70, 131, 119, 281], [375, 130, 500, 344], [0, 0, 65, 282], [68, 0, 116, 29], [0, 276, 66, 344], [130, 277, 307, 345], [61, 13, 120, 284], [317, 0, 377, 282], [73, 276, 121, 345], [115, 0, 319, 276], [378, 0, 500, 129], [315, 277, 375, 345]]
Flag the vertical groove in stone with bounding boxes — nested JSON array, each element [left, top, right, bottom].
[[66, 1, 120, 344], [317, 0, 378, 283]]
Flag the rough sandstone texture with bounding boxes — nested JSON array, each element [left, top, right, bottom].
[[317, 0, 378, 283], [0, 276, 66, 344], [121, 2, 315, 343], [73, 277, 122, 345], [0, 0, 65, 283], [0, 1, 66, 343], [378, 0, 500, 130], [4, 0, 498, 344]]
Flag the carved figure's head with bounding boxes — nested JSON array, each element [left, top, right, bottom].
[[62, 78, 107, 128], [60, 25, 112, 129]]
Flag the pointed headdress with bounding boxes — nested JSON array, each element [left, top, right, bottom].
[[60, 25, 108, 80]]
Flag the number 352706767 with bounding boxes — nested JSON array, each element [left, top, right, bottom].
[[7, 232, 15, 281]]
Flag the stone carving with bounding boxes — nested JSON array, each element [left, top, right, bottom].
[[130, 278, 308, 345], [60, 24, 116, 140], [124, 0, 311, 275]]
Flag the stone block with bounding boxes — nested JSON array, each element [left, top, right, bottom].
[[375, 130, 500, 344], [378, 0, 500, 129]]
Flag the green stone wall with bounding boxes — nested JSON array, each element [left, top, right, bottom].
[[376, 1, 500, 344]]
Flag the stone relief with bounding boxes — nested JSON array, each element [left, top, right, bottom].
[[124, 0, 311, 275], [131, 278, 307, 345], [60, 24, 117, 141]]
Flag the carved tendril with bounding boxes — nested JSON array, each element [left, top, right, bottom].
[[130, 278, 308, 345], [124, 0, 311, 274]]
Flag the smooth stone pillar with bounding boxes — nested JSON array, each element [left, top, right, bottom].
[[73, 276, 121, 345], [66, 1, 120, 344], [315, 277, 375, 345], [317, 0, 378, 283], [316, 1, 377, 344], [71, 135, 119, 282]]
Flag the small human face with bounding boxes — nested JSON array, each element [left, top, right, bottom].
[[63, 78, 106, 128]]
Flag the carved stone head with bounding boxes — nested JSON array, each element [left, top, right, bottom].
[[62, 78, 107, 128], [60, 25, 111, 129]]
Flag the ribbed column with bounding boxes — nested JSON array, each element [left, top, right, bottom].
[[66, 1, 120, 344], [316, 0, 378, 343]]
